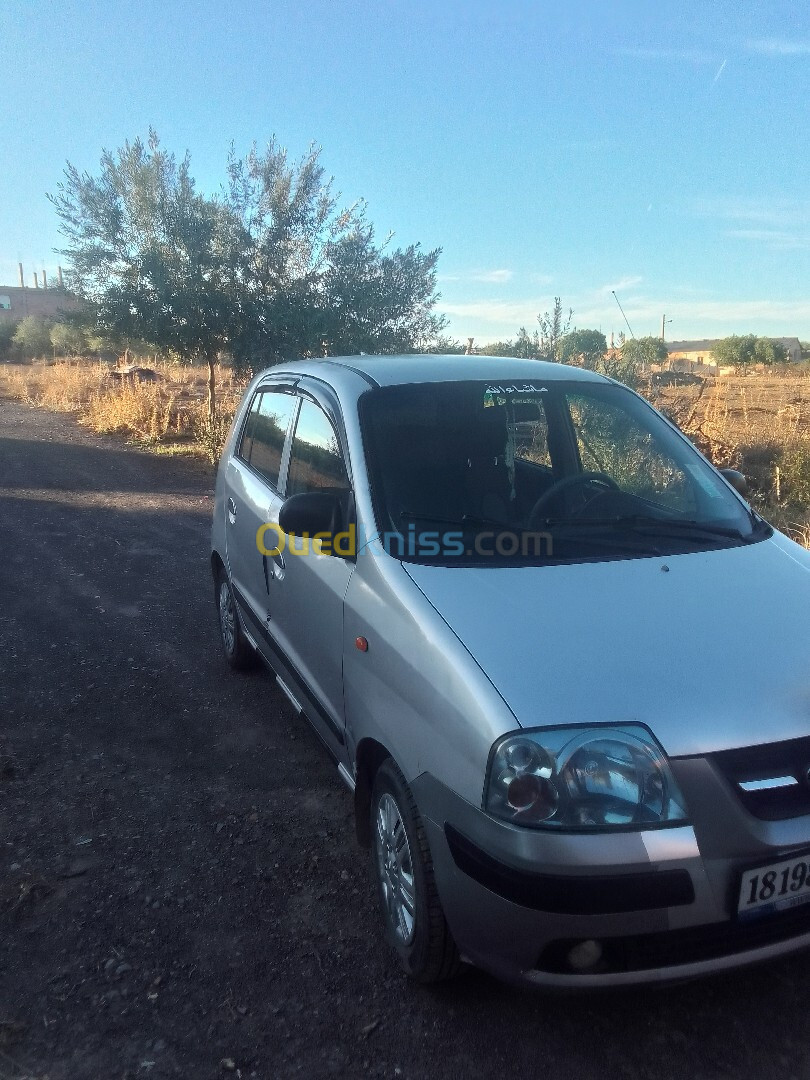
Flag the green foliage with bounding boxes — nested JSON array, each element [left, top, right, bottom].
[[192, 411, 234, 464], [50, 322, 88, 356], [754, 338, 787, 365], [621, 336, 668, 367], [711, 335, 786, 370], [0, 319, 20, 361], [777, 442, 810, 509], [12, 316, 54, 360], [49, 131, 236, 399], [320, 223, 446, 355], [711, 335, 758, 369], [223, 140, 446, 362], [516, 326, 541, 358], [49, 132, 447, 411], [480, 338, 523, 357], [537, 298, 572, 361], [558, 329, 607, 367], [421, 334, 466, 354]]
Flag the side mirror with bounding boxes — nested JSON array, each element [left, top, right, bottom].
[[278, 491, 342, 537], [719, 468, 748, 497]]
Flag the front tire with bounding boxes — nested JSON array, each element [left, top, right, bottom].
[[370, 759, 460, 983], [215, 566, 255, 670]]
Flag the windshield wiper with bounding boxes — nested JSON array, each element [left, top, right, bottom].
[[399, 510, 509, 529], [546, 514, 747, 541], [614, 514, 747, 540]]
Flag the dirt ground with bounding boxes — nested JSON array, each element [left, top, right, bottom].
[[3, 397, 810, 1080]]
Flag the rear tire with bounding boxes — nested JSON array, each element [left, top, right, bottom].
[[370, 759, 461, 983], [215, 566, 255, 670]]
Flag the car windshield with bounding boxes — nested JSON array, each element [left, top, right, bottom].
[[360, 378, 766, 565]]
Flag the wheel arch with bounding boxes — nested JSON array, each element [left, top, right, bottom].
[[353, 737, 393, 848], [211, 550, 226, 580]]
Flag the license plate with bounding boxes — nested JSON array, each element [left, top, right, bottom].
[[738, 852, 810, 919]]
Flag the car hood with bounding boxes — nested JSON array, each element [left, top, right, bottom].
[[403, 536, 810, 757]]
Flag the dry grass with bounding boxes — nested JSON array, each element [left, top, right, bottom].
[[0, 358, 249, 460], [649, 367, 810, 547]]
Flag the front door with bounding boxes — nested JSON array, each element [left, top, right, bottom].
[[265, 391, 355, 755]]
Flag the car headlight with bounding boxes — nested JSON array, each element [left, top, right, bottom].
[[484, 725, 688, 830]]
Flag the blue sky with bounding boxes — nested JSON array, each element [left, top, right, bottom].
[[1, 0, 809, 344]]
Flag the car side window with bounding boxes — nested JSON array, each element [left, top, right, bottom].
[[286, 398, 349, 496], [238, 389, 297, 490], [237, 392, 263, 464]]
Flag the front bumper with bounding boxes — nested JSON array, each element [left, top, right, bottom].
[[411, 764, 810, 988]]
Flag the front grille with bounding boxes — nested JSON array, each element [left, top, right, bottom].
[[537, 902, 810, 974], [711, 735, 810, 821]]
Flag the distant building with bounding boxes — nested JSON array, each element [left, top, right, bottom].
[[666, 337, 803, 370], [0, 285, 83, 324]]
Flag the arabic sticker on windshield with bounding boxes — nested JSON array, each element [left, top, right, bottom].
[[485, 384, 546, 395]]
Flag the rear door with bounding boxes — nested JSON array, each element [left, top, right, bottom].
[[224, 382, 298, 637]]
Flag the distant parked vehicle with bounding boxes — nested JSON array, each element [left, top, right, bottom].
[[107, 365, 163, 383], [211, 353, 810, 988]]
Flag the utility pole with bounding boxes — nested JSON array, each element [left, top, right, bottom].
[[612, 290, 636, 340], [661, 314, 672, 340], [18, 262, 28, 315]]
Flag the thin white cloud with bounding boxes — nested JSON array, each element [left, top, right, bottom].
[[613, 45, 719, 63], [713, 59, 727, 82], [442, 299, 541, 328], [438, 268, 514, 285], [442, 290, 810, 343], [691, 195, 810, 230], [573, 295, 810, 334], [600, 275, 643, 294], [726, 228, 810, 251], [471, 269, 514, 284], [748, 39, 810, 56]]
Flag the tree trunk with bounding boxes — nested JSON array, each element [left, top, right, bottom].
[[207, 356, 217, 422]]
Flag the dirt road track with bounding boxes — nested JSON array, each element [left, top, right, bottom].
[[1, 398, 809, 1079]]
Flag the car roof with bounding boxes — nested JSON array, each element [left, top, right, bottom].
[[270, 354, 610, 389]]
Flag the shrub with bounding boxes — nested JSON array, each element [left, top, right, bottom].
[[191, 409, 234, 463], [50, 322, 88, 357], [775, 440, 810, 509], [0, 319, 20, 361], [12, 316, 54, 360]]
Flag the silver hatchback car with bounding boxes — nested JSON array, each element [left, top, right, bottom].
[[211, 354, 810, 987]]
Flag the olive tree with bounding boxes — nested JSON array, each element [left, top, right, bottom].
[[49, 131, 238, 418], [50, 133, 448, 416]]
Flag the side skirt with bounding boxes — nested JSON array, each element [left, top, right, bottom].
[[232, 584, 346, 752]]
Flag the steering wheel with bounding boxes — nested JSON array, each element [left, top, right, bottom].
[[528, 471, 620, 529]]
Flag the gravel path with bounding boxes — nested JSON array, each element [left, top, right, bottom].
[[1, 397, 809, 1080]]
